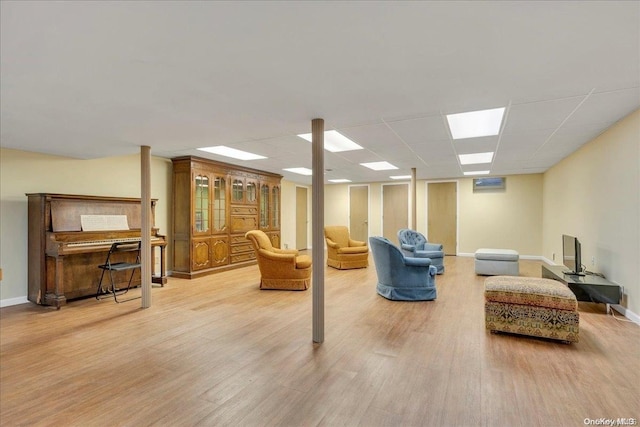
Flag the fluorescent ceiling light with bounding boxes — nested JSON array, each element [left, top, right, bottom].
[[446, 107, 505, 140], [297, 130, 363, 152], [463, 170, 490, 176], [283, 167, 313, 176], [390, 175, 412, 180], [360, 161, 398, 171], [198, 146, 266, 160], [459, 152, 494, 165], [328, 179, 352, 183]]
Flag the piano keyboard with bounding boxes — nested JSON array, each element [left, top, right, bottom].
[[67, 236, 160, 247]]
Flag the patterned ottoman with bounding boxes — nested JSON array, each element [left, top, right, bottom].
[[485, 276, 579, 343]]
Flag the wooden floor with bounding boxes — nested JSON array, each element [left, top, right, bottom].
[[1, 256, 639, 426]]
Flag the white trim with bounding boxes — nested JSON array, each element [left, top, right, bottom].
[[519, 255, 545, 260], [540, 256, 555, 265], [611, 305, 640, 325], [0, 296, 29, 308], [458, 252, 545, 261]]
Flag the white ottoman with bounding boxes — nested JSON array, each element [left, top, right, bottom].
[[475, 248, 519, 276]]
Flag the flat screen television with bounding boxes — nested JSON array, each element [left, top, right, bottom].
[[562, 234, 584, 275]]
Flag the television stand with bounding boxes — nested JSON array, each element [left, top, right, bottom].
[[567, 271, 585, 276], [541, 264, 621, 304]]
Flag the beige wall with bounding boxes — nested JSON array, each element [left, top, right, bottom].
[[543, 109, 640, 316], [324, 176, 543, 257], [0, 148, 172, 303], [458, 174, 543, 256]]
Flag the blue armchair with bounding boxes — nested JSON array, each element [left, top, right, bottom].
[[369, 236, 437, 301], [397, 229, 445, 274]]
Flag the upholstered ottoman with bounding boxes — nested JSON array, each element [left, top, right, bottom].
[[475, 248, 519, 276], [485, 276, 579, 343]]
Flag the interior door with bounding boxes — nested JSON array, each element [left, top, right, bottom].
[[382, 183, 408, 242], [349, 185, 369, 243], [428, 182, 457, 255], [296, 186, 308, 250]]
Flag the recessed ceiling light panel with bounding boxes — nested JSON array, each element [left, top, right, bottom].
[[297, 130, 363, 152], [198, 146, 266, 160], [463, 170, 491, 176], [328, 179, 352, 183], [446, 107, 505, 140], [283, 167, 313, 176], [390, 175, 412, 180], [360, 161, 398, 171], [458, 152, 494, 165]]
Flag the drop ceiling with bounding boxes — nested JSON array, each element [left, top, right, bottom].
[[1, 1, 638, 185]]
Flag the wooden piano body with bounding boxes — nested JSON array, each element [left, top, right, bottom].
[[27, 193, 167, 308]]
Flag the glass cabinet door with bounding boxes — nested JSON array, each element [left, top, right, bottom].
[[260, 184, 269, 228], [232, 178, 244, 202], [194, 174, 210, 233], [213, 176, 226, 232], [246, 181, 257, 204], [271, 186, 280, 228]]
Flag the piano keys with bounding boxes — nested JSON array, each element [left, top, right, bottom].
[[27, 193, 168, 308]]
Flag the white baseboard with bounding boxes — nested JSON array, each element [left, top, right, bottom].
[[540, 256, 555, 265], [457, 252, 544, 261], [0, 296, 30, 308], [610, 305, 640, 325]]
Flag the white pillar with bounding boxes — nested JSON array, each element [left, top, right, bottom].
[[141, 146, 152, 308], [312, 119, 325, 343]]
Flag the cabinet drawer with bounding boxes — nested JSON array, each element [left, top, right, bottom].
[[231, 252, 256, 264], [231, 206, 258, 215], [230, 234, 250, 245], [230, 243, 253, 254]]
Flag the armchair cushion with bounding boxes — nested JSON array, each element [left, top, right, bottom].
[[424, 242, 444, 252], [295, 255, 312, 269]]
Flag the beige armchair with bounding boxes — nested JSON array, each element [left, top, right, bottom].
[[245, 230, 311, 290], [324, 225, 369, 269]]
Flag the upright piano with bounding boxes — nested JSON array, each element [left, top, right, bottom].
[[27, 193, 168, 308]]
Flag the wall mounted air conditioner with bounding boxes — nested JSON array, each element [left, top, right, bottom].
[[473, 177, 506, 192]]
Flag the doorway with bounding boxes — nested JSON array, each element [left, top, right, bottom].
[[427, 182, 457, 255], [349, 185, 369, 243], [296, 186, 308, 250], [382, 183, 409, 242]]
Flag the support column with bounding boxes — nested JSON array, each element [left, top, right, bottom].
[[311, 118, 324, 343], [141, 146, 152, 308], [411, 167, 417, 230]]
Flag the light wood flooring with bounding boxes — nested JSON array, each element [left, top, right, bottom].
[[1, 256, 639, 426]]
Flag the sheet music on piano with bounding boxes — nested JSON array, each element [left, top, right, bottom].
[[81, 214, 130, 231]]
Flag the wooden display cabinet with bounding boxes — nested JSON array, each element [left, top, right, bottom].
[[172, 156, 282, 279]]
